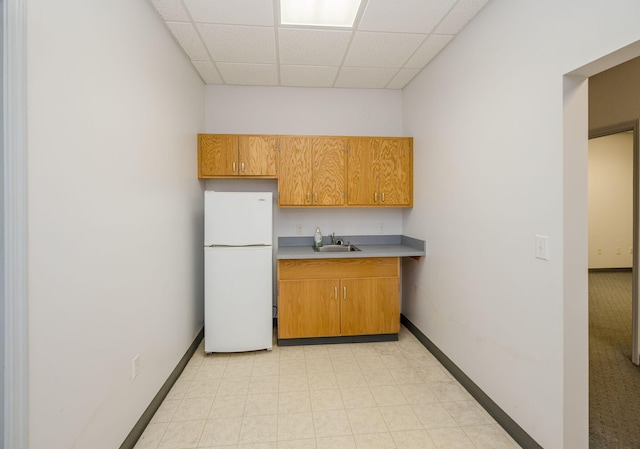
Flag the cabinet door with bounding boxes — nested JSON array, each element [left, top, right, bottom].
[[340, 277, 400, 336], [238, 135, 278, 177], [278, 136, 313, 206], [377, 138, 413, 206], [312, 137, 347, 206], [347, 137, 378, 205], [199, 134, 238, 177], [278, 279, 341, 338]]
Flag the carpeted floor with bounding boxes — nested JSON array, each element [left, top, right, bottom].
[[589, 270, 640, 449]]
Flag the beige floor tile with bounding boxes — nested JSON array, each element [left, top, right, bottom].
[[356, 355, 385, 371], [249, 375, 279, 394], [149, 399, 180, 424], [412, 403, 458, 429], [199, 417, 242, 446], [340, 388, 377, 409], [279, 374, 309, 392], [134, 422, 168, 449], [279, 359, 307, 375], [310, 388, 344, 411], [308, 372, 338, 390], [304, 345, 330, 359], [428, 380, 472, 402], [277, 412, 315, 441], [184, 379, 221, 398], [363, 369, 396, 387], [379, 405, 423, 432], [316, 435, 357, 449], [326, 344, 354, 359], [427, 427, 476, 449], [407, 352, 440, 368], [371, 342, 400, 356], [278, 346, 306, 361], [217, 377, 251, 396], [245, 393, 279, 417], [391, 429, 437, 449], [415, 365, 450, 383], [157, 419, 205, 448], [371, 385, 408, 407], [336, 371, 367, 389], [239, 414, 278, 444], [238, 442, 277, 449], [253, 360, 280, 377], [379, 354, 412, 370], [353, 432, 396, 449], [278, 390, 311, 414], [194, 363, 227, 380], [228, 352, 257, 364], [165, 380, 191, 401], [209, 394, 247, 418], [224, 362, 254, 379], [443, 401, 494, 426], [463, 424, 520, 449], [398, 384, 439, 405], [277, 438, 317, 449], [349, 344, 378, 357], [306, 357, 334, 374], [312, 409, 352, 438], [331, 357, 361, 373], [202, 353, 231, 366], [346, 407, 388, 435], [178, 364, 199, 381], [388, 368, 424, 385], [172, 396, 214, 421]]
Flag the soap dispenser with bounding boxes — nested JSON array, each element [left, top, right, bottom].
[[314, 227, 323, 248]]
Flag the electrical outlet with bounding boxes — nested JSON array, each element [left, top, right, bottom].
[[295, 224, 303, 235], [378, 223, 384, 234], [132, 354, 140, 379]]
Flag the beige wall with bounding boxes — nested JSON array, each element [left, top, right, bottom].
[[590, 56, 640, 131]]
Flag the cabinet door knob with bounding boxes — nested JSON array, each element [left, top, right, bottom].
[[381, 192, 385, 202], [306, 192, 311, 203], [334, 286, 338, 300], [343, 286, 347, 300], [241, 162, 245, 173], [374, 192, 378, 202], [232, 162, 236, 173], [314, 192, 318, 202]]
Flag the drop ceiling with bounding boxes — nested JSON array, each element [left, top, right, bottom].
[[148, 0, 490, 89]]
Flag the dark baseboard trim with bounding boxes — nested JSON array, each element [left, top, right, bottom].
[[278, 333, 398, 346], [119, 327, 204, 449], [588, 267, 632, 272], [400, 315, 542, 449]]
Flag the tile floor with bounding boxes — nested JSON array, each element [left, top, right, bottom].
[[134, 326, 522, 449]]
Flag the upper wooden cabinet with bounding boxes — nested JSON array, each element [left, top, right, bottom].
[[278, 136, 347, 207], [198, 134, 277, 178], [348, 137, 413, 207]]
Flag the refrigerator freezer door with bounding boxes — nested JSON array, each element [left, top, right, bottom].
[[204, 246, 273, 352], [204, 191, 273, 246]]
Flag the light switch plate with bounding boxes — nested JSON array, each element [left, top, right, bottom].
[[535, 235, 549, 260]]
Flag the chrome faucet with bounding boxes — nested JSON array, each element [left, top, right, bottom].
[[330, 232, 336, 244]]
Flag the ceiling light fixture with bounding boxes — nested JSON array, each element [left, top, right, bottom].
[[280, 0, 363, 28]]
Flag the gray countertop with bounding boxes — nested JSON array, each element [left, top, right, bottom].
[[277, 235, 425, 260]]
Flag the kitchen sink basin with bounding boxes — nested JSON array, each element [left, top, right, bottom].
[[313, 244, 360, 252]]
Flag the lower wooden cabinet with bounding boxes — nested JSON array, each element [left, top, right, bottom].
[[277, 258, 400, 340]]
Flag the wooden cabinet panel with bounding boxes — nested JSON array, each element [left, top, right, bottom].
[[199, 134, 238, 176], [340, 277, 400, 336], [239, 135, 277, 176], [278, 136, 312, 206], [278, 279, 340, 339], [312, 137, 347, 206], [347, 137, 413, 207], [277, 258, 400, 340]]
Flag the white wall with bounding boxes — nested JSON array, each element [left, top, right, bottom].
[[588, 133, 634, 268], [204, 85, 406, 242], [401, 1, 640, 448], [26, 1, 205, 448]]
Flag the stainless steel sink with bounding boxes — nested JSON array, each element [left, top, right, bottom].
[[313, 244, 360, 252]]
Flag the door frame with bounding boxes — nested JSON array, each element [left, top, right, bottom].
[[589, 120, 640, 365]]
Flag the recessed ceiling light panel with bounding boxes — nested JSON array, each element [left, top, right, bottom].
[[280, 0, 362, 28]]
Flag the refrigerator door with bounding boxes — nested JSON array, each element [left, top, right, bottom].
[[204, 246, 273, 352], [205, 191, 273, 246]]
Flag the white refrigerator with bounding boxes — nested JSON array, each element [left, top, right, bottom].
[[204, 191, 273, 352]]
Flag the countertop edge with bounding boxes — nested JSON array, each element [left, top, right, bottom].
[[276, 235, 426, 260]]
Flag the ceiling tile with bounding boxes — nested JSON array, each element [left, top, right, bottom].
[[280, 65, 339, 88], [335, 67, 398, 89], [182, 0, 274, 26], [198, 24, 276, 64], [149, 0, 190, 22], [386, 68, 420, 89], [217, 63, 279, 86], [344, 31, 425, 68], [192, 61, 224, 84], [359, 0, 457, 33], [435, 0, 490, 34], [405, 34, 453, 69], [278, 29, 352, 66], [166, 22, 209, 61]]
